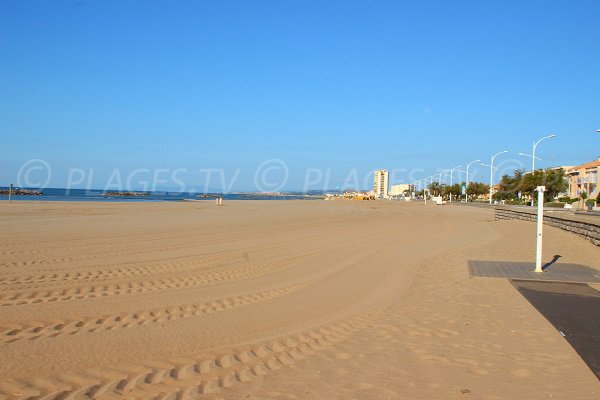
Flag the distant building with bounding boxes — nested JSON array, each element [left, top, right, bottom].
[[342, 191, 375, 200], [373, 170, 389, 197], [567, 158, 600, 199], [551, 166, 574, 198], [390, 183, 412, 196]]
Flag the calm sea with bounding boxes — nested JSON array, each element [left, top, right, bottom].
[[0, 188, 325, 202]]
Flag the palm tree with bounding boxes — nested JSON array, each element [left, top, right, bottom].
[[428, 182, 441, 197]]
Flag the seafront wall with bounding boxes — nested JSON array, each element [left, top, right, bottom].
[[494, 206, 600, 247]]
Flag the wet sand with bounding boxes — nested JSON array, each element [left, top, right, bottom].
[[0, 200, 598, 399]]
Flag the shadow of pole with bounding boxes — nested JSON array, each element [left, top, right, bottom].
[[542, 255, 562, 271]]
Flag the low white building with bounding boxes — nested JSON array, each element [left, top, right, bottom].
[[390, 183, 412, 197]]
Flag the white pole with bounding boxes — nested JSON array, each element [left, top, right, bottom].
[[430, 176, 434, 200], [8, 183, 13, 204], [438, 170, 449, 200], [530, 134, 556, 206], [535, 186, 546, 272], [489, 151, 507, 204], [449, 165, 461, 202], [465, 160, 480, 203], [450, 171, 453, 203], [489, 162, 493, 205], [531, 141, 536, 207]]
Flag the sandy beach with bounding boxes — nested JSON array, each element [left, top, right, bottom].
[[0, 200, 598, 399]]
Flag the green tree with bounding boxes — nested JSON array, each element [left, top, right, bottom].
[[495, 169, 525, 201], [466, 182, 489, 200], [447, 183, 461, 200], [494, 168, 568, 203], [428, 182, 442, 197], [540, 168, 568, 200]]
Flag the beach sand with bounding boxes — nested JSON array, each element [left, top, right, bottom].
[[0, 200, 598, 399]]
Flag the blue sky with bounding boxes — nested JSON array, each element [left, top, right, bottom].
[[1, 0, 599, 191]]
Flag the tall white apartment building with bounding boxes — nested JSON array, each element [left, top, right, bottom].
[[373, 170, 389, 197]]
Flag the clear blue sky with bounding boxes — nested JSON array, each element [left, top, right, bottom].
[[1, 0, 599, 191]]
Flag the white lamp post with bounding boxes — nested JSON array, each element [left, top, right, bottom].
[[427, 175, 435, 203], [438, 169, 450, 199], [464, 160, 480, 202], [518, 153, 541, 205], [532, 134, 556, 173], [428, 175, 435, 197], [449, 166, 462, 202], [486, 151, 508, 204], [429, 175, 434, 195], [520, 134, 556, 206], [438, 170, 449, 185]]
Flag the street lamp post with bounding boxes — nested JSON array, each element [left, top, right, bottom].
[[464, 159, 480, 202], [436, 172, 443, 199], [426, 175, 435, 198], [438, 169, 450, 200], [429, 175, 434, 197], [449, 166, 462, 202], [432, 175, 437, 197], [520, 134, 557, 206], [532, 134, 556, 174], [487, 151, 508, 204]]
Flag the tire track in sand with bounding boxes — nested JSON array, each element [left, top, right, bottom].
[[0, 252, 244, 289], [0, 238, 245, 271], [0, 255, 307, 307], [0, 311, 381, 400], [0, 281, 311, 344]]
